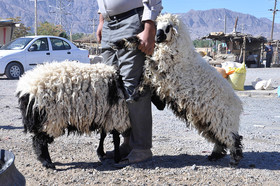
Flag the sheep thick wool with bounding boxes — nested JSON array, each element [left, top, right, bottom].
[[144, 14, 243, 149], [16, 61, 130, 137]]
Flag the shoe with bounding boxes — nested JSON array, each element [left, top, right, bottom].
[[114, 149, 153, 168], [105, 143, 132, 159]]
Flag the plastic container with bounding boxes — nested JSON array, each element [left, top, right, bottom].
[[0, 149, 26, 186]]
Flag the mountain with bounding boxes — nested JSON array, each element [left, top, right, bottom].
[[0, 0, 100, 34], [179, 8, 280, 39], [0, 1, 279, 40]]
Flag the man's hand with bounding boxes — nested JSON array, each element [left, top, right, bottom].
[[137, 20, 156, 55], [96, 14, 104, 43]]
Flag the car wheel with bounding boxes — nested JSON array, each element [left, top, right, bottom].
[[5, 62, 24, 79]]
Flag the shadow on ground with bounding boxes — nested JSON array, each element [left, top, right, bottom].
[[0, 77, 16, 80], [52, 151, 280, 171], [0, 125, 24, 130], [244, 85, 255, 90]]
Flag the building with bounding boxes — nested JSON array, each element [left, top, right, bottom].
[[0, 19, 16, 47], [202, 32, 267, 68]]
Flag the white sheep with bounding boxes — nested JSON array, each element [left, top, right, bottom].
[[16, 61, 131, 169], [152, 14, 243, 166], [116, 13, 243, 166]]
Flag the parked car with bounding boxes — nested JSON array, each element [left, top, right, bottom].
[[0, 36, 90, 79]]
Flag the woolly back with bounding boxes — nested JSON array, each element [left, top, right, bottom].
[[16, 61, 116, 99], [16, 61, 131, 137]]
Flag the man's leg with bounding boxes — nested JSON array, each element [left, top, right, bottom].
[[100, 49, 132, 159], [100, 48, 153, 162], [100, 9, 153, 165], [127, 90, 152, 150], [266, 55, 271, 68], [115, 47, 153, 167]]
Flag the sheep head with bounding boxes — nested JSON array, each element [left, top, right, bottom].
[[112, 14, 180, 49], [156, 14, 179, 43]]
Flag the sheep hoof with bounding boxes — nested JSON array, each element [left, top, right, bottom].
[[229, 161, 239, 168], [229, 134, 243, 166], [97, 153, 106, 161], [208, 143, 227, 161], [151, 93, 166, 110], [229, 150, 243, 167], [114, 154, 121, 163], [42, 161, 56, 169], [208, 152, 227, 161], [229, 155, 242, 167]]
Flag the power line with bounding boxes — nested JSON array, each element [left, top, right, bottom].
[[49, 0, 73, 30]]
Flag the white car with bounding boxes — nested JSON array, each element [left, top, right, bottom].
[[0, 36, 90, 79]]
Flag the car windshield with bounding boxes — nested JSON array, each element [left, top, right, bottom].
[[0, 38, 33, 50]]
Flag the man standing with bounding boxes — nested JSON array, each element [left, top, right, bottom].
[[265, 41, 273, 68], [96, 0, 162, 167]]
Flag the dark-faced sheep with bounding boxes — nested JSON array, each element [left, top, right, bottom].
[[16, 62, 130, 169]]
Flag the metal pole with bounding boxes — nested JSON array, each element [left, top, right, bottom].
[[270, 0, 277, 40], [243, 36, 246, 63], [275, 41, 279, 65], [93, 18, 95, 37], [233, 17, 238, 33], [224, 14, 226, 33], [260, 43, 265, 67], [35, 0, 37, 35], [60, 0, 62, 26]]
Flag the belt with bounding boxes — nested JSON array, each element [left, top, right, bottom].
[[104, 7, 143, 22]]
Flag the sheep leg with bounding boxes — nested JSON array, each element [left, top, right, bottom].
[[112, 129, 121, 163], [97, 129, 107, 160], [151, 90, 166, 111], [208, 142, 227, 161], [229, 134, 243, 166], [32, 132, 55, 169]]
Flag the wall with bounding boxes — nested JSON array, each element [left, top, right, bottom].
[[0, 26, 13, 47]]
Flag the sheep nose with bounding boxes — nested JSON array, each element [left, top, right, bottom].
[[156, 29, 166, 43]]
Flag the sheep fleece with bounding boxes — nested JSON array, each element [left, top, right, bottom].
[[143, 14, 243, 148], [16, 61, 130, 137]]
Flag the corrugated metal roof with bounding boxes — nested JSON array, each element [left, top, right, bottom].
[[201, 32, 267, 43], [0, 20, 16, 27]]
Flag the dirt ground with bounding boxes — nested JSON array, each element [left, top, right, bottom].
[[0, 68, 280, 185]]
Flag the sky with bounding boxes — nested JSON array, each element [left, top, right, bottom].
[[162, 0, 280, 23]]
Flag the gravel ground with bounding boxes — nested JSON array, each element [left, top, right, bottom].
[[0, 68, 280, 185]]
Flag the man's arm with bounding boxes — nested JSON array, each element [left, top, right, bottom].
[[137, 20, 156, 55], [142, 0, 163, 21], [138, 0, 162, 55], [96, 14, 104, 44]]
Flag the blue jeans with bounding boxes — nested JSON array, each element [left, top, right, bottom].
[[266, 54, 272, 67]]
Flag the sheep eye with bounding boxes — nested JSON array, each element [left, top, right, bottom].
[[165, 25, 171, 33]]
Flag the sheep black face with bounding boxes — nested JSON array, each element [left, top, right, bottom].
[[156, 22, 177, 43]]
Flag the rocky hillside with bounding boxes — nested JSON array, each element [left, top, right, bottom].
[[179, 8, 280, 39], [0, 0, 279, 40], [0, 0, 100, 34]]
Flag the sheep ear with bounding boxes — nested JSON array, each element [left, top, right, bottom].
[[172, 26, 178, 35]]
